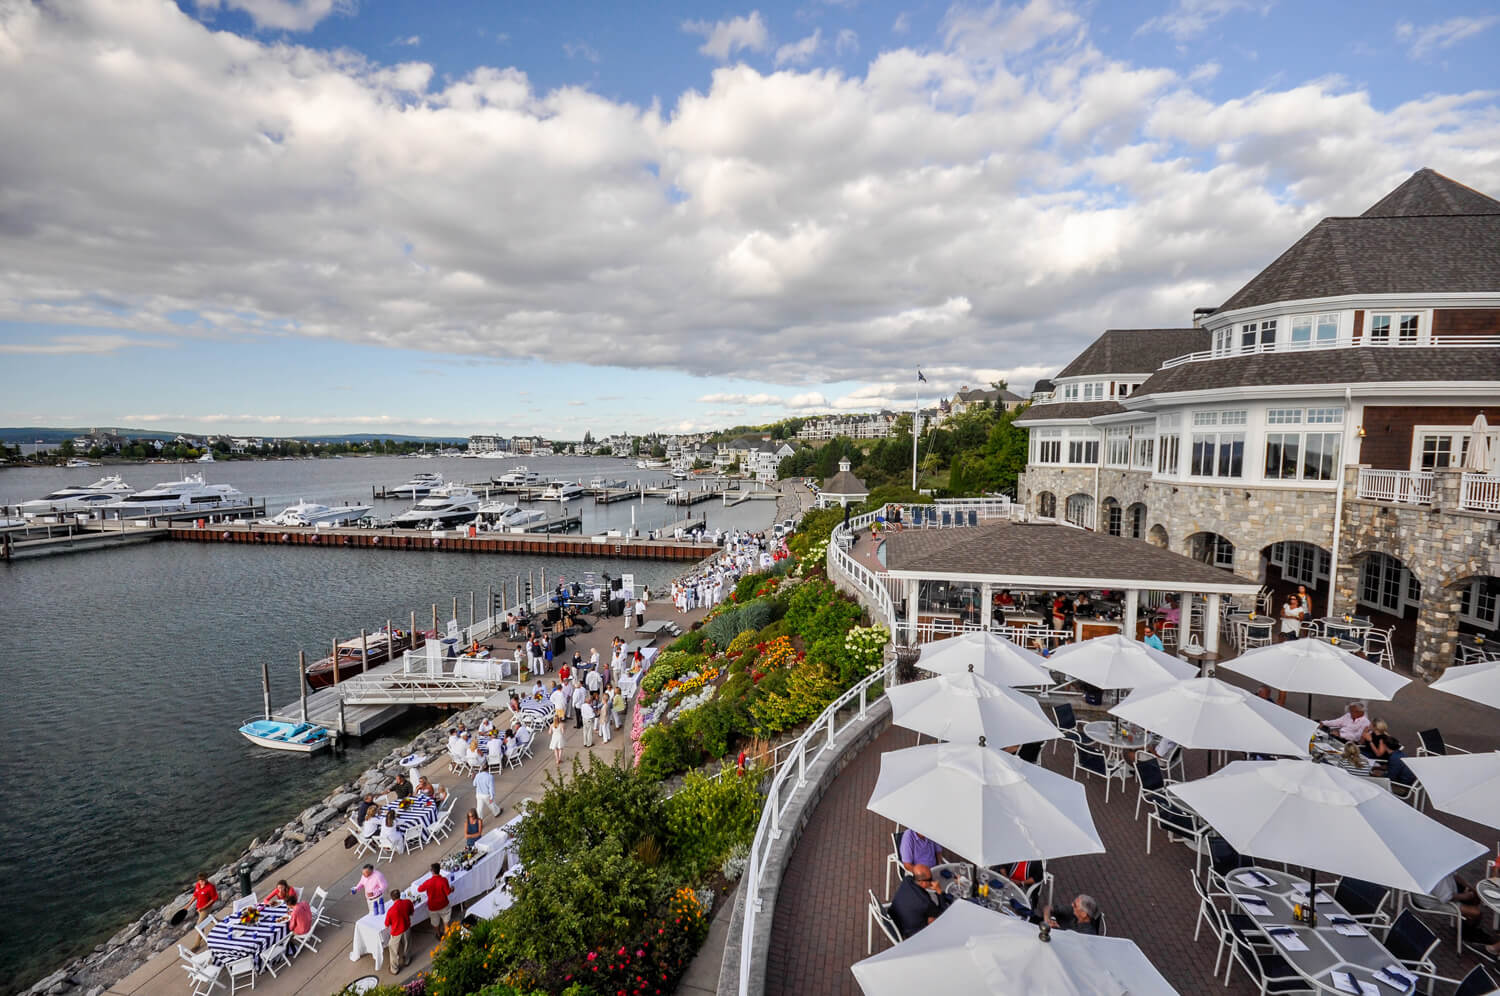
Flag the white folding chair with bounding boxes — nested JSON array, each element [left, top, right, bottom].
[[231, 894, 257, 914], [260, 935, 293, 977], [226, 956, 256, 995], [290, 921, 321, 957], [194, 914, 218, 944], [183, 961, 225, 996], [375, 833, 399, 863], [505, 742, 523, 770], [866, 889, 901, 953], [310, 886, 334, 928], [403, 823, 426, 853]]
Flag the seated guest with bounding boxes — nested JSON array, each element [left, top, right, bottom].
[[999, 860, 1038, 889], [446, 729, 466, 758], [387, 773, 413, 800], [1431, 874, 1488, 931], [488, 733, 506, 768], [359, 807, 383, 842], [1362, 719, 1400, 759], [287, 898, 314, 940], [888, 871, 953, 939], [508, 691, 522, 714], [267, 880, 297, 905], [1142, 622, 1163, 652], [1321, 701, 1370, 742], [416, 776, 446, 801], [1040, 894, 1101, 934], [898, 828, 946, 880], [477, 716, 496, 735], [354, 792, 379, 825], [379, 811, 403, 852]]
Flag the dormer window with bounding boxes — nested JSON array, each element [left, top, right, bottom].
[[1239, 320, 1276, 352]]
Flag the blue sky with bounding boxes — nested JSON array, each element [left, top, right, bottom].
[[1, 0, 1497, 437]]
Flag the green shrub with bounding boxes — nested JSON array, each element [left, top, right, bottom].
[[639, 723, 699, 782], [638, 650, 700, 700], [725, 628, 759, 657], [734, 571, 771, 602], [704, 599, 779, 650], [677, 699, 736, 759], [667, 629, 706, 654], [666, 765, 764, 879]]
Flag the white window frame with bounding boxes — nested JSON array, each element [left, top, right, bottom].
[[1082, 382, 1104, 402], [1133, 434, 1155, 470], [1240, 319, 1277, 353], [1410, 426, 1472, 472], [1065, 493, 1095, 530], [1367, 311, 1425, 345], [1105, 428, 1131, 468], [1359, 553, 1421, 614], [1459, 578, 1499, 628], [1067, 435, 1099, 466], [1032, 428, 1063, 465], [1289, 313, 1340, 349]]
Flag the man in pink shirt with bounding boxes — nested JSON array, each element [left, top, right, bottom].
[[350, 864, 389, 915]]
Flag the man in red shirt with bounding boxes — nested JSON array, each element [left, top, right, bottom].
[[415, 863, 454, 932], [383, 892, 414, 975], [193, 872, 219, 917]]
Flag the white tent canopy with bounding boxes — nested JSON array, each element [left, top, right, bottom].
[[916, 631, 1054, 687], [1220, 638, 1410, 701], [1109, 677, 1317, 758], [887, 671, 1063, 748], [867, 742, 1104, 866], [852, 901, 1180, 996], [1169, 760, 1486, 895], [1047, 633, 1197, 690], [1401, 751, 1500, 829], [1430, 660, 1500, 711]]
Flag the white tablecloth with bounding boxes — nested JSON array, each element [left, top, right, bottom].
[[468, 869, 521, 920], [414, 845, 508, 908], [351, 895, 426, 970], [456, 657, 508, 681]]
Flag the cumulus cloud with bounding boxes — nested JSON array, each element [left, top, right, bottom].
[[775, 30, 821, 66], [1, 0, 1498, 416], [682, 11, 770, 61], [1395, 15, 1499, 58], [193, 0, 352, 32], [835, 28, 859, 55]]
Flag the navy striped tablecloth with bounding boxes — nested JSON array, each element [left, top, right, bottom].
[[381, 797, 438, 836], [208, 907, 290, 968]]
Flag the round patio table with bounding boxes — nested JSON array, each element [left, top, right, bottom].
[[1083, 720, 1148, 778], [932, 862, 1030, 916], [1477, 878, 1500, 931]]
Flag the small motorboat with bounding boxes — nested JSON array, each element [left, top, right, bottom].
[[239, 719, 334, 753], [305, 627, 432, 688]]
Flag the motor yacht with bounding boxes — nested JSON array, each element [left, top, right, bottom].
[[590, 476, 628, 489], [99, 474, 245, 516], [262, 500, 374, 528], [391, 485, 480, 528], [477, 501, 547, 529], [388, 471, 442, 498], [540, 480, 585, 502], [492, 467, 540, 487], [18, 475, 135, 516], [64, 457, 100, 468], [196, 451, 215, 463]]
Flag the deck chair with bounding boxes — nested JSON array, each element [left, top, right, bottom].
[[1071, 740, 1125, 803], [1417, 729, 1471, 757], [867, 889, 901, 953], [402, 823, 426, 853], [1454, 966, 1499, 996], [967, 510, 978, 526], [1385, 909, 1440, 977], [193, 914, 218, 944], [231, 893, 257, 914], [1362, 627, 1395, 669]]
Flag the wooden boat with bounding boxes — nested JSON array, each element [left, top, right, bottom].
[[304, 628, 431, 689], [239, 719, 333, 753]]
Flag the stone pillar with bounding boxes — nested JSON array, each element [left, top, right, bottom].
[[1124, 588, 1139, 641], [1432, 467, 1464, 513], [904, 579, 919, 646], [1414, 583, 1464, 676], [1204, 594, 1221, 656]]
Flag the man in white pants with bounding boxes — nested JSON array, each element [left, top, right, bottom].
[[580, 696, 596, 747], [473, 767, 498, 819]]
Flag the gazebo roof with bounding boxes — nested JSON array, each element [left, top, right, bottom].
[[882, 522, 1257, 593], [822, 458, 868, 496]]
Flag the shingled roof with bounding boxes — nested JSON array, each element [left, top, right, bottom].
[[1055, 329, 1212, 378], [882, 522, 1256, 590], [1013, 400, 1128, 424], [1134, 346, 1500, 397], [1219, 169, 1500, 313]]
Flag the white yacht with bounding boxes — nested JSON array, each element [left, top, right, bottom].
[[388, 471, 442, 498], [590, 476, 628, 489], [65, 457, 100, 468], [19, 475, 135, 516], [477, 501, 546, 529], [99, 474, 245, 516], [262, 500, 373, 528], [475, 450, 511, 460], [635, 460, 648, 469], [493, 467, 540, 487], [391, 485, 480, 528], [196, 451, 215, 464], [540, 480, 585, 502]]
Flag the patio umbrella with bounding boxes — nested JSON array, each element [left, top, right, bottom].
[[1402, 751, 1500, 829], [867, 742, 1104, 866], [916, 631, 1053, 687], [852, 900, 1180, 996], [1219, 638, 1409, 714], [887, 671, 1064, 748], [1108, 677, 1317, 758], [1046, 633, 1196, 690], [1430, 660, 1500, 711], [1462, 412, 1490, 471], [1168, 759, 1486, 895]]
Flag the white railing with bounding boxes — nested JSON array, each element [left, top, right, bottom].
[[1356, 468, 1434, 506], [1461, 472, 1500, 513], [903, 498, 1020, 527], [1160, 334, 1500, 369], [905, 620, 1071, 649]]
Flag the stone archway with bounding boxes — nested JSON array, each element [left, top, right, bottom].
[[1035, 491, 1056, 519], [1147, 524, 1169, 549], [1064, 493, 1094, 530], [1126, 502, 1147, 540], [1187, 531, 1235, 570], [1257, 539, 1332, 617], [1343, 550, 1423, 672], [1101, 497, 1122, 536]]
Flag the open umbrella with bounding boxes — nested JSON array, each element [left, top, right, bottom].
[[1463, 412, 1490, 471], [867, 742, 1104, 866], [1401, 751, 1500, 829], [852, 901, 1180, 996], [1046, 633, 1196, 689], [1168, 759, 1486, 895], [887, 671, 1063, 748], [1108, 677, 1317, 758], [917, 631, 1053, 687], [1430, 660, 1500, 711], [1219, 638, 1409, 714]]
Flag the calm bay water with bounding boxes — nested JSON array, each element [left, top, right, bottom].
[[0, 456, 774, 992]]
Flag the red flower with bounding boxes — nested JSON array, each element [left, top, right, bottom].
[[588, 952, 597, 961]]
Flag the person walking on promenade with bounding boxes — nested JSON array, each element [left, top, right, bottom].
[[350, 864, 388, 916], [549, 714, 566, 765], [473, 765, 497, 820]]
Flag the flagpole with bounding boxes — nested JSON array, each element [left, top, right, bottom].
[[911, 372, 920, 491]]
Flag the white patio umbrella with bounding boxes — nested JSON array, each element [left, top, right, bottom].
[[1108, 677, 1317, 758], [1047, 633, 1197, 689], [852, 901, 1180, 996], [887, 671, 1064, 748], [1402, 751, 1500, 829], [1462, 412, 1490, 471], [867, 742, 1105, 866], [1219, 638, 1410, 707], [1168, 759, 1486, 895], [917, 631, 1054, 687], [1430, 660, 1500, 711]]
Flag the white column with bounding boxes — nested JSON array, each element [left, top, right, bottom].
[[1124, 589, 1139, 641], [980, 582, 993, 630], [1204, 594, 1221, 656], [905, 580, 920, 645], [1181, 591, 1196, 649]]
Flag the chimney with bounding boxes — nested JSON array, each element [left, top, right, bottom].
[[1192, 307, 1215, 328]]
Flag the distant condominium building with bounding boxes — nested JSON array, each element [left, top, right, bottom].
[[796, 413, 897, 440], [1015, 168, 1500, 673], [468, 434, 508, 454]]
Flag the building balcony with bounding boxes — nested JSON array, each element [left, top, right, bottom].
[[1355, 467, 1499, 514]]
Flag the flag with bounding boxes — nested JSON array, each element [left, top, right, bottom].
[[917, 369, 927, 383]]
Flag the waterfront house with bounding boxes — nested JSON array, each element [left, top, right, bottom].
[[948, 385, 1026, 415]]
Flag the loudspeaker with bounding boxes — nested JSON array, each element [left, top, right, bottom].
[[551, 634, 566, 655], [609, 598, 625, 617], [546, 607, 561, 625], [610, 577, 623, 592]]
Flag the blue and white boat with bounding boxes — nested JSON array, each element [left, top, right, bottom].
[[238, 719, 334, 753]]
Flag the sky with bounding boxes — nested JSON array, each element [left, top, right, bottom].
[[1, 0, 1498, 439]]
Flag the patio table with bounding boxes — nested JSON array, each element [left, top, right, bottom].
[[1457, 635, 1500, 664], [1227, 865, 1416, 994], [1083, 719, 1148, 777], [931, 862, 1031, 917], [379, 796, 439, 838], [1476, 878, 1500, 932], [207, 904, 291, 969]]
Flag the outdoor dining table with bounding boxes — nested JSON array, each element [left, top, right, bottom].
[[1313, 616, 1372, 644], [206, 903, 292, 969], [1456, 634, 1500, 664], [1477, 878, 1500, 931], [398, 752, 428, 784], [931, 862, 1032, 917], [1227, 865, 1416, 994], [1083, 720, 1149, 777], [380, 796, 439, 837]]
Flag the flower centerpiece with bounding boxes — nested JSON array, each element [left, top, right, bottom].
[[238, 907, 259, 925], [399, 797, 412, 810]]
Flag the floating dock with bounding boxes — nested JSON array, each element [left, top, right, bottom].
[[1, 523, 168, 561], [168, 522, 718, 559]]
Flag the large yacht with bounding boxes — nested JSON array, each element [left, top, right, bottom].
[[493, 467, 540, 487], [476, 500, 546, 529], [540, 480, 585, 502], [590, 476, 628, 489], [18, 475, 135, 516], [388, 471, 442, 498], [262, 500, 374, 528], [99, 474, 245, 516], [391, 485, 480, 528]]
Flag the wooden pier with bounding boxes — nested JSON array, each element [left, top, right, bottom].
[[666, 488, 721, 506], [514, 512, 583, 533], [267, 657, 414, 738]]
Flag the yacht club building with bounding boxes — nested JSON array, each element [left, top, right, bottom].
[[1016, 168, 1500, 673]]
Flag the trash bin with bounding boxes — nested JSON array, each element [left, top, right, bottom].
[[238, 861, 252, 897]]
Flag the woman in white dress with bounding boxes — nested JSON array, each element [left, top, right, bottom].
[[548, 714, 566, 765], [1280, 594, 1306, 641]]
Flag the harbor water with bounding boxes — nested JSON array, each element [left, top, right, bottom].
[[0, 456, 778, 992]]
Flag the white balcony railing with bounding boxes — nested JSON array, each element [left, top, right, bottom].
[[1461, 472, 1500, 513], [1356, 468, 1434, 506], [1160, 334, 1500, 370]]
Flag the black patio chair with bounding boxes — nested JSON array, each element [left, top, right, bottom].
[[1417, 728, 1471, 757], [1331, 876, 1390, 926], [1454, 965, 1498, 996], [1133, 756, 1166, 820], [1385, 909, 1440, 976], [1016, 741, 1044, 764]]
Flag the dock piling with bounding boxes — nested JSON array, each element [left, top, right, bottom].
[[470, 591, 476, 636], [337, 697, 346, 740], [410, 611, 416, 647], [261, 660, 270, 721], [298, 651, 307, 723], [331, 637, 339, 688]]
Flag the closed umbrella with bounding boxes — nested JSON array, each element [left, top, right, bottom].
[[1402, 751, 1500, 829], [1168, 759, 1486, 894], [1430, 660, 1500, 711], [867, 742, 1104, 866], [1109, 677, 1317, 758], [852, 901, 1180, 996], [1219, 638, 1409, 714], [1462, 412, 1490, 471], [887, 671, 1063, 748], [917, 631, 1053, 687], [1047, 633, 1196, 689]]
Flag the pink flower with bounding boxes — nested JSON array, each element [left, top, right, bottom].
[[588, 952, 597, 961]]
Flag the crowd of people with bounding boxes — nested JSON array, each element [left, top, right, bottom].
[[669, 530, 787, 613]]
